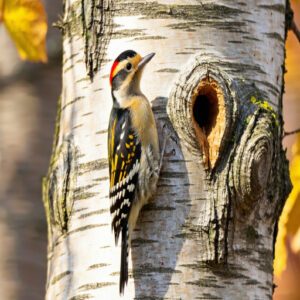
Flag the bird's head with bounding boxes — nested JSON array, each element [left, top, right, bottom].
[[110, 50, 155, 107]]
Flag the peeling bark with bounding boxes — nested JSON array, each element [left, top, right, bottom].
[[44, 1, 291, 299]]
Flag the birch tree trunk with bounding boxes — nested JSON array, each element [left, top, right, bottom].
[[44, 1, 292, 299]]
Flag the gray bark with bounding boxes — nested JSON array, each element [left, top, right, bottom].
[[44, 1, 291, 299]]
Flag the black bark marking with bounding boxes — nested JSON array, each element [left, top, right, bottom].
[[95, 129, 108, 135], [81, 0, 114, 79], [187, 278, 222, 289], [78, 282, 116, 290], [156, 68, 179, 73], [116, 2, 245, 21], [112, 29, 145, 39], [265, 32, 285, 42], [78, 158, 108, 175], [68, 294, 93, 300], [68, 223, 107, 235], [131, 238, 158, 247], [62, 96, 85, 111], [73, 183, 99, 201], [88, 263, 109, 270], [78, 208, 108, 219], [133, 35, 166, 41], [51, 271, 72, 285], [82, 112, 93, 117], [133, 265, 181, 279], [258, 4, 285, 13]]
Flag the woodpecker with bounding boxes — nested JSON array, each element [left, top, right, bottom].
[[107, 50, 161, 294]]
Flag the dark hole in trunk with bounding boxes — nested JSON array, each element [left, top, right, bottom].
[[193, 87, 219, 136]]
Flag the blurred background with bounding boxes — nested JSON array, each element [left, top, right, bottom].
[[0, 0, 61, 299], [0, 1, 299, 299], [273, 2, 300, 300]]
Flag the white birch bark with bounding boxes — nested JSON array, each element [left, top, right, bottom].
[[44, 1, 291, 299]]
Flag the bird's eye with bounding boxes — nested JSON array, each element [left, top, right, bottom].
[[126, 63, 132, 71]]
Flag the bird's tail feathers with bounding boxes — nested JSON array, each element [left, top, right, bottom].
[[119, 225, 129, 294]]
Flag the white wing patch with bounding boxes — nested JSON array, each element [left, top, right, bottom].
[[127, 184, 135, 192], [120, 198, 130, 209]]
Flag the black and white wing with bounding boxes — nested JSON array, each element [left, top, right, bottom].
[[107, 107, 141, 293]]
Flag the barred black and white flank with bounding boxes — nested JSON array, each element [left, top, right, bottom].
[[107, 50, 160, 294]]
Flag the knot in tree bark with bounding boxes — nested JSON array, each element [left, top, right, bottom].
[[232, 110, 275, 211], [167, 59, 234, 171], [43, 138, 77, 245]]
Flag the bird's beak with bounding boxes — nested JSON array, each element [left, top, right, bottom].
[[137, 53, 155, 70]]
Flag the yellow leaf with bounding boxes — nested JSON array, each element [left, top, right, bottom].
[[291, 228, 300, 253], [0, 0, 3, 22], [274, 134, 300, 276], [2, 0, 48, 62]]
